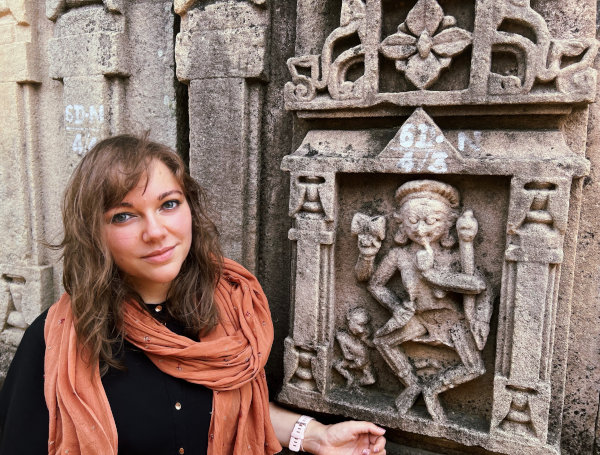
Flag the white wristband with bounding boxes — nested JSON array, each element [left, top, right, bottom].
[[288, 415, 314, 452]]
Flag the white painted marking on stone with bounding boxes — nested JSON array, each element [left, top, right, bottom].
[[397, 151, 415, 172], [65, 104, 105, 155], [398, 122, 443, 149], [396, 150, 448, 174], [415, 123, 433, 148], [458, 131, 482, 153], [399, 123, 415, 148], [158, 49, 164, 57], [428, 151, 449, 173]]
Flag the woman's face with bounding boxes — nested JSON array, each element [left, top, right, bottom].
[[400, 197, 450, 247], [102, 159, 193, 303]]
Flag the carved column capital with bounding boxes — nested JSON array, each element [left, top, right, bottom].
[[46, 0, 124, 21], [174, 0, 266, 16]]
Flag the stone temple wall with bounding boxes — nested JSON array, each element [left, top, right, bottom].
[[0, 1, 599, 453]]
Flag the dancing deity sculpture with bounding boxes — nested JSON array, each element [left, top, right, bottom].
[[355, 180, 491, 421]]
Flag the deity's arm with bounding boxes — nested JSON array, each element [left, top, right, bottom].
[[366, 249, 404, 313], [421, 267, 486, 295], [335, 331, 355, 360]]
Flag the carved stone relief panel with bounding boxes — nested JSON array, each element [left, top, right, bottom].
[[279, 108, 588, 454], [0, 265, 53, 383], [285, 0, 598, 114]]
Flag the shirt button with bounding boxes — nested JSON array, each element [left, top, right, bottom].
[[175, 402, 182, 410], [155, 305, 163, 312], [179, 448, 185, 454]]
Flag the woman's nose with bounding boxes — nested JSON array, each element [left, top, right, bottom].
[[142, 215, 167, 242]]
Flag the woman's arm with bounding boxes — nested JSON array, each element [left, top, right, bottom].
[[269, 402, 386, 455]]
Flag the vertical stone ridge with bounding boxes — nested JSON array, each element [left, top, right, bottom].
[[172, 6, 190, 167]]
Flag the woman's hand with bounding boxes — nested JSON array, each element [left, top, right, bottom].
[[303, 420, 386, 455]]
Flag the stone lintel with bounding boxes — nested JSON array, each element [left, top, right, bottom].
[[281, 128, 589, 179]]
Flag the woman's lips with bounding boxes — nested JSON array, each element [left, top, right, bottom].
[[142, 246, 175, 263]]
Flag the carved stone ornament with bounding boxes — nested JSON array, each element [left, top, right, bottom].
[[285, 0, 599, 112], [334, 307, 377, 389], [379, 0, 472, 89], [360, 181, 491, 421], [279, 107, 588, 454]]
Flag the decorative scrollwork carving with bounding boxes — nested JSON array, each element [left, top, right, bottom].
[[285, 0, 599, 109], [489, 0, 598, 96], [285, 0, 366, 102]]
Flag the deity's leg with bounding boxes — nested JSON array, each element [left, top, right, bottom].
[[359, 365, 377, 386], [422, 320, 485, 421], [374, 317, 427, 413], [334, 360, 355, 387]]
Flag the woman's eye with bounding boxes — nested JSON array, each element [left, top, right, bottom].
[[426, 216, 438, 225], [162, 199, 180, 210], [111, 212, 133, 224], [408, 216, 418, 224]]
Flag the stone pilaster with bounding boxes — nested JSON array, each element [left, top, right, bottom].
[[47, 0, 129, 157], [491, 177, 572, 444], [0, 0, 53, 380], [175, 0, 270, 271]]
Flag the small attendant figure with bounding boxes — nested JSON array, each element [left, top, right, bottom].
[[334, 307, 377, 389]]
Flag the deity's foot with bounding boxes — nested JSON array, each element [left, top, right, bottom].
[[395, 384, 422, 414], [423, 386, 447, 422]]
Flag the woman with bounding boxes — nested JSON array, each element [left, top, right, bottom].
[[0, 135, 386, 455]]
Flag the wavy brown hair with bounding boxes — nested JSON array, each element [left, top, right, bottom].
[[59, 134, 222, 373]]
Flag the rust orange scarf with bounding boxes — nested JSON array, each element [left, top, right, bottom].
[[44, 258, 282, 455]]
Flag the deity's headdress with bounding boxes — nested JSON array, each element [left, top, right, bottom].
[[395, 180, 460, 208]]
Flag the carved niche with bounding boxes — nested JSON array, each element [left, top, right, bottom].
[[352, 180, 492, 422], [279, 99, 589, 454]]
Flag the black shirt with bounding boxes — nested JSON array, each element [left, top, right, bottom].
[[0, 303, 213, 455]]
